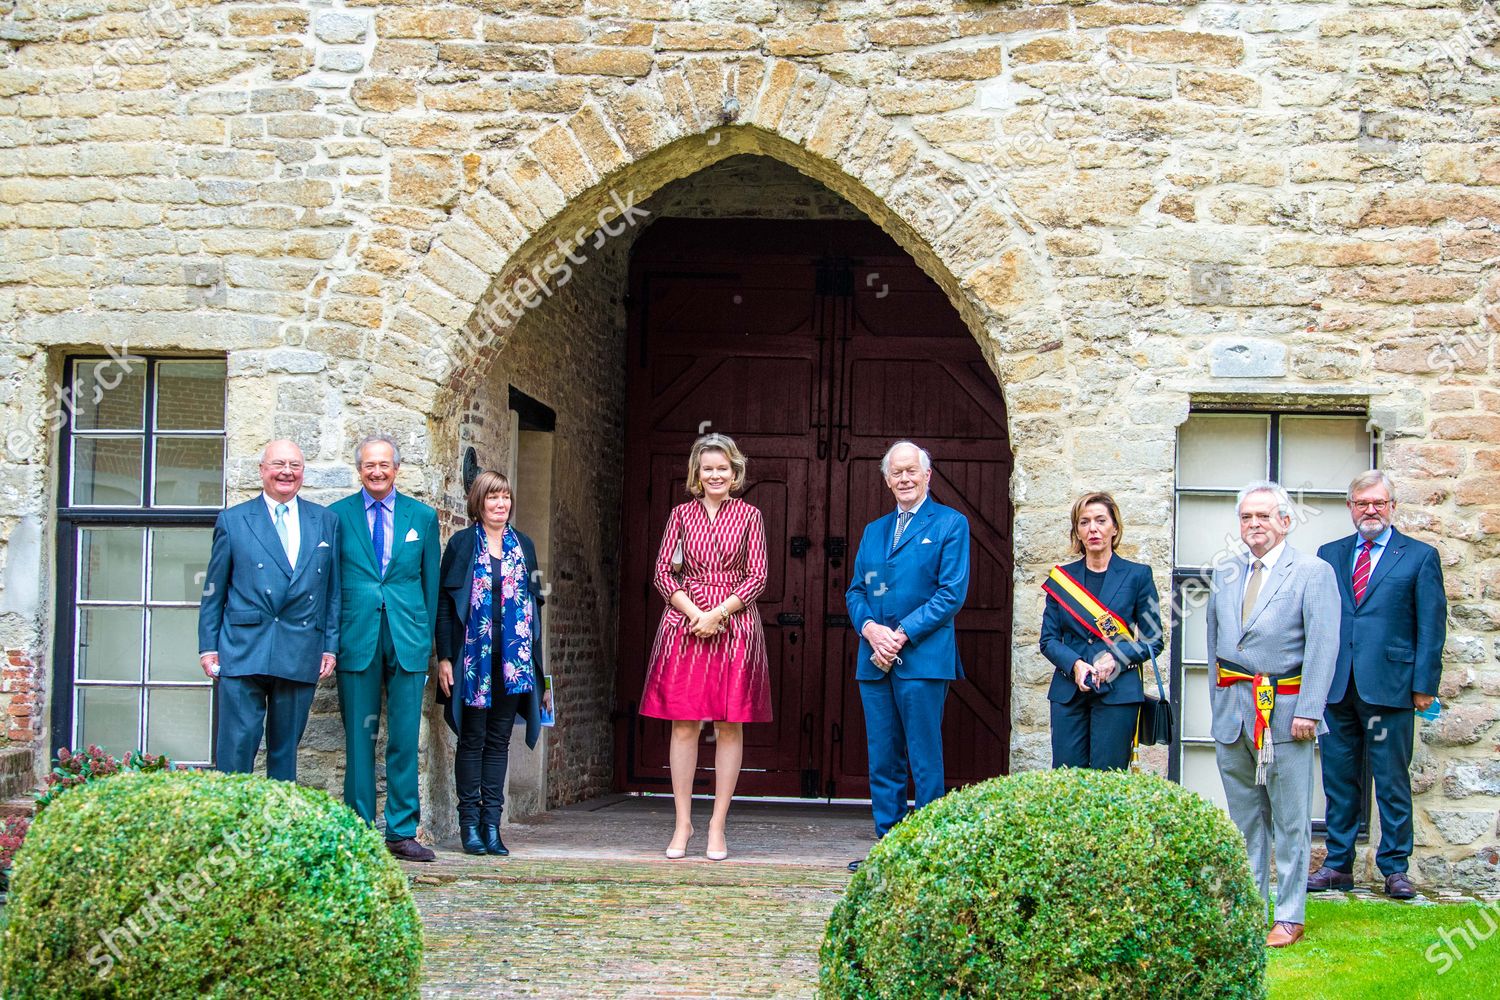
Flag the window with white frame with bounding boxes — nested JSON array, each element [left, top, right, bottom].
[[1173, 411, 1378, 823], [54, 356, 227, 765]]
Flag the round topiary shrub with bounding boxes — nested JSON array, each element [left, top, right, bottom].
[[0, 770, 422, 999], [821, 769, 1267, 1000]]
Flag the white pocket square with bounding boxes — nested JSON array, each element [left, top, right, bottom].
[[405, 528, 419, 542], [921, 537, 934, 544], [317, 540, 330, 548]]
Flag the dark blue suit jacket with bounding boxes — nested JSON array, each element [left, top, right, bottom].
[[197, 495, 341, 684], [845, 498, 970, 682], [1317, 529, 1446, 709], [1040, 554, 1163, 706]]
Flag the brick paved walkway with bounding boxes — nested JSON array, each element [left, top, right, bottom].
[[412, 797, 866, 998]]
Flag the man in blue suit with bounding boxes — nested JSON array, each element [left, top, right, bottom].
[[845, 441, 970, 871], [198, 440, 340, 782], [1308, 470, 1446, 900]]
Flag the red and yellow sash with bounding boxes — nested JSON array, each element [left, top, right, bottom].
[[1042, 566, 1131, 643], [1216, 662, 1302, 750]]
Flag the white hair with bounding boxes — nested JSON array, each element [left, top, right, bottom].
[[354, 433, 402, 467], [1347, 469, 1395, 501], [1235, 480, 1294, 520], [880, 440, 932, 477]]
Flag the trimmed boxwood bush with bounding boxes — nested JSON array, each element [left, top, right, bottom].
[[821, 769, 1266, 1000], [0, 770, 422, 999]]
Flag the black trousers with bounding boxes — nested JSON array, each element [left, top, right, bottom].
[[455, 692, 522, 828], [1050, 694, 1138, 771]]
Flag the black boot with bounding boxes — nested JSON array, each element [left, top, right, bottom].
[[482, 823, 509, 857], [461, 824, 487, 855]]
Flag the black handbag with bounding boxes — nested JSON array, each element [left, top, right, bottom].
[[1136, 651, 1174, 746]]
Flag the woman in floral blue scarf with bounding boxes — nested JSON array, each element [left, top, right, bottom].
[[436, 470, 551, 857]]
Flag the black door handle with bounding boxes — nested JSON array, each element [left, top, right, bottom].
[[824, 536, 846, 559], [790, 535, 810, 557], [824, 613, 850, 629], [777, 612, 805, 626]]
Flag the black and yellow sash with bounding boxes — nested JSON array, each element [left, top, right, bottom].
[[1216, 660, 1302, 751], [1041, 565, 1131, 643]]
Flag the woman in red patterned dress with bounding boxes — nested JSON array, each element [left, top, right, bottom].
[[641, 433, 772, 861]]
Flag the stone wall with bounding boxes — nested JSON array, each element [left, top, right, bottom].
[[0, 1, 1495, 886]]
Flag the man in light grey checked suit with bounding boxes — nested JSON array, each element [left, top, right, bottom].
[[1207, 481, 1339, 950]]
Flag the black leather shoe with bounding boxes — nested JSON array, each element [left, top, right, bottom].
[[1306, 865, 1354, 892], [1385, 872, 1417, 899], [386, 837, 436, 863], [482, 824, 509, 857], [461, 825, 487, 855], [846, 858, 863, 873]]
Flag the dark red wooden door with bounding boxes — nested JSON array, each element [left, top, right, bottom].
[[616, 219, 1012, 798]]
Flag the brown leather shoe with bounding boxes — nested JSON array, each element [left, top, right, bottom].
[[1384, 872, 1417, 900], [1266, 921, 1304, 948], [1306, 865, 1354, 892], [386, 837, 436, 863]]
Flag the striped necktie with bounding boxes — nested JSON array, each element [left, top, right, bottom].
[[1353, 539, 1374, 604], [891, 510, 913, 552]]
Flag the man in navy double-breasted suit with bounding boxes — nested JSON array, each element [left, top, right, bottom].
[[1308, 470, 1446, 900], [845, 441, 970, 870], [198, 440, 341, 782]]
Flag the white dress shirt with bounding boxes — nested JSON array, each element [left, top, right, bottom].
[[263, 492, 301, 568]]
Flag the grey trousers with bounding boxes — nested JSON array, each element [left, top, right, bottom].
[[1216, 732, 1315, 925]]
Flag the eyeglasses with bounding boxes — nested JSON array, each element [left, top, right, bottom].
[[1351, 500, 1391, 511], [262, 461, 304, 472]]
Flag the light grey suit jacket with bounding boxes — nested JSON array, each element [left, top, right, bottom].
[[1206, 543, 1340, 746]]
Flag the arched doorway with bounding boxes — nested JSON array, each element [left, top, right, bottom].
[[615, 215, 1013, 799]]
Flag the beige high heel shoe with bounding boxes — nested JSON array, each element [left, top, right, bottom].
[[665, 825, 693, 860]]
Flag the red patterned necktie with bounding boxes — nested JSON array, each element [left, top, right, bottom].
[[1352, 539, 1374, 604]]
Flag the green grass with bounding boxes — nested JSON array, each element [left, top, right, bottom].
[[1268, 898, 1500, 999]]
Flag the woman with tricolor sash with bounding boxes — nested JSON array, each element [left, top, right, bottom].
[[1040, 492, 1164, 770]]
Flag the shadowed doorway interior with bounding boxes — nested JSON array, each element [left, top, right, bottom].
[[615, 216, 1013, 800]]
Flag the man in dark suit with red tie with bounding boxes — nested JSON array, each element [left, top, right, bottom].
[[1308, 470, 1446, 900]]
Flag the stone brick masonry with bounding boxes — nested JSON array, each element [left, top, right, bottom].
[[0, 1, 1496, 888]]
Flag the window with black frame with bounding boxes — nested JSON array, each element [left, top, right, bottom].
[[1172, 410, 1378, 825], [53, 356, 227, 766]]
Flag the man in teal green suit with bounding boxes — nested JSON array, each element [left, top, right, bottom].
[[332, 434, 441, 862]]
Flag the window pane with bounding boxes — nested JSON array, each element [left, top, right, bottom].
[[79, 527, 144, 601], [1181, 667, 1213, 740], [1175, 494, 1241, 569], [1180, 579, 1209, 664], [153, 436, 225, 507], [76, 685, 141, 756], [71, 359, 145, 431], [1181, 743, 1230, 812], [155, 360, 226, 431], [1289, 495, 1356, 555], [72, 436, 144, 506], [1280, 416, 1371, 493], [77, 607, 144, 681], [148, 609, 203, 682], [146, 687, 213, 762], [1177, 414, 1269, 490], [149, 528, 212, 603]]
